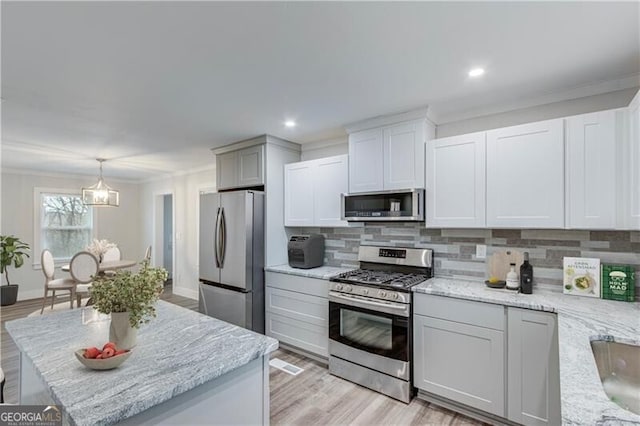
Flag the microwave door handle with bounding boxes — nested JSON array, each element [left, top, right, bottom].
[[214, 207, 222, 268]]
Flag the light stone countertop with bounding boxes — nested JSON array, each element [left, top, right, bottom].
[[265, 264, 355, 280], [413, 277, 640, 425], [6, 300, 279, 426]]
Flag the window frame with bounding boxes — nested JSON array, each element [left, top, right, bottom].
[[33, 187, 98, 269]]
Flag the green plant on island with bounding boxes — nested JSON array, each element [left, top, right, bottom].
[[91, 260, 168, 328]]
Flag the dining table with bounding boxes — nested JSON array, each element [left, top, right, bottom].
[[61, 259, 138, 273]]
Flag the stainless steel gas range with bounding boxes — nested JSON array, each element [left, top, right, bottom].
[[328, 245, 433, 403]]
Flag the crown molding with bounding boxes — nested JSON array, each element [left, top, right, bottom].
[[344, 106, 432, 134], [1, 167, 140, 184], [431, 73, 640, 125], [211, 134, 301, 155]]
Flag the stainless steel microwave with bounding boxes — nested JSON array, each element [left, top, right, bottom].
[[341, 189, 424, 222]]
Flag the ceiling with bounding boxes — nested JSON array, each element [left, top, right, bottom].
[[2, 1, 639, 181]]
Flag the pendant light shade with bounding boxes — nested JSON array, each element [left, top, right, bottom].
[[82, 159, 120, 207]]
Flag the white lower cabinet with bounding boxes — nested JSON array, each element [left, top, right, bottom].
[[265, 272, 329, 357], [413, 294, 560, 424], [507, 308, 561, 426], [413, 295, 505, 417]]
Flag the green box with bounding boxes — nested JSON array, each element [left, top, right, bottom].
[[601, 264, 635, 302]]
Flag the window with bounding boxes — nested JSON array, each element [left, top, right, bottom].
[[35, 188, 95, 264]]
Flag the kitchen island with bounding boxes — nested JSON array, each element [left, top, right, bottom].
[[413, 278, 640, 425], [6, 300, 278, 426]]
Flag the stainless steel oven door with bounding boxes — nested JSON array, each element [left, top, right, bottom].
[[328, 291, 410, 363]]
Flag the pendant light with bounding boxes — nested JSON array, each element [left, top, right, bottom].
[[82, 159, 120, 207]]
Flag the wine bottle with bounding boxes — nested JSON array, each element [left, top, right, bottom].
[[520, 252, 533, 294]]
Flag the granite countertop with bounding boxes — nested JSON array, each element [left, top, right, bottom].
[[6, 300, 279, 426], [265, 264, 355, 280], [413, 277, 640, 425]]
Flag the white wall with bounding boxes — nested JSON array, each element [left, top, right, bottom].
[[139, 167, 215, 300], [300, 137, 348, 161], [436, 88, 638, 138], [1, 171, 142, 301]]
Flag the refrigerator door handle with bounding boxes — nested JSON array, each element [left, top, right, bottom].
[[220, 207, 227, 267], [214, 207, 222, 268]]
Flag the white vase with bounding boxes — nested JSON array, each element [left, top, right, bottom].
[[109, 312, 137, 349]]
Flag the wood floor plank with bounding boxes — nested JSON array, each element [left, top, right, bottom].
[[269, 348, 487, 426]]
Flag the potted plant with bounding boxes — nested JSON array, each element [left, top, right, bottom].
[[0, 235, 30, 306], [90, 261, 168, 349]]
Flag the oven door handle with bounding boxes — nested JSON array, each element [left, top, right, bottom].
[[328, 291, 409, 316]]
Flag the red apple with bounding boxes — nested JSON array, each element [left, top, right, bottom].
[[83, 347, 100, 359], [96, 354, 103, 359], [102, 347, 115, 358], [103, 342, 117, 351]]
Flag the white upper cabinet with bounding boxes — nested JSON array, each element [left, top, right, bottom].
[[383, 121, 426, 190], [238, 145, 265, 187], [216, 145, 265, 190], [284, 162, 315, 227], [314, 155, 349, 227], [348, 128, 384, 193], [284, 155, 349, 227], [426, 132, 486, 228], [566, 110, 617, 229], [348, 117, 433, 193], [627, 91, 640, 229], [487, 119, 565, 228]]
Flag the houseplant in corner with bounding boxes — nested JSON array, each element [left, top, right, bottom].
[[90, 260, 168, 349], [0, 235, 30, 306]]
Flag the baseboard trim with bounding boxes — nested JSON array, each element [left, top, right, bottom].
[[416, 390, 517, 426], [278, 343, 328, 366], [172, 286, 198, 300]]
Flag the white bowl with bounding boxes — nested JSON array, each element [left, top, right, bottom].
[[74, 348, 131, 370]]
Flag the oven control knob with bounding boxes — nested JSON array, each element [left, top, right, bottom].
[[336, 284, 343, 291], [379, 290, 387, 298], [344, 285, 353, 292], [362, 288, 369, 295], [392, 293, 399, 300]]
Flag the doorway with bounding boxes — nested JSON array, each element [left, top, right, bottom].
[[163, 194, 173, 284], [153, 191, 175, 289]]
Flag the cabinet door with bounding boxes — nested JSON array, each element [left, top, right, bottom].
[[349, 128, 384, 193], [414, 315, 505, 416], [566, 111, 616, 229], [238, 145, 265, 187], [383, 121, 425, 190], [487, 119, 564, 228], [314, 155, 349, 227], [628, 92, 640, 229], [284, 162, 315, 226], [426, 132, 486, 228], [507, 308, 560, 426], [216, 151, 238, 190], [265, 287, 328, 357]]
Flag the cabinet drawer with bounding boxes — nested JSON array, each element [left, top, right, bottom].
[[414, 294, 505, 331], [265, 272, 329, 298], [266, 311, 328, 357], [266, 287, 328, 326]]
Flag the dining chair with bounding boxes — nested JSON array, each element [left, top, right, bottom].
[[69, 251, 99, 308], [102, 246, 121, 263], [40, 249, 77, 314]]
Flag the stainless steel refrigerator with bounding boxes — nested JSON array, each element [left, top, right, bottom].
[[198, 190, 265, 333]]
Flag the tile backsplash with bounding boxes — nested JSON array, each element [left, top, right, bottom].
[[287, 224, 640, 294]]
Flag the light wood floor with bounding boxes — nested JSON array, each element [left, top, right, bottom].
[[2, 290, 483, 425]]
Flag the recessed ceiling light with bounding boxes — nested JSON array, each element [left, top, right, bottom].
[[284, 120, 296, 128], [468, 68, 485, 78]]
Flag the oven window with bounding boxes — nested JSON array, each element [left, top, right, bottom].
[[340, 309, 392, 350]]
